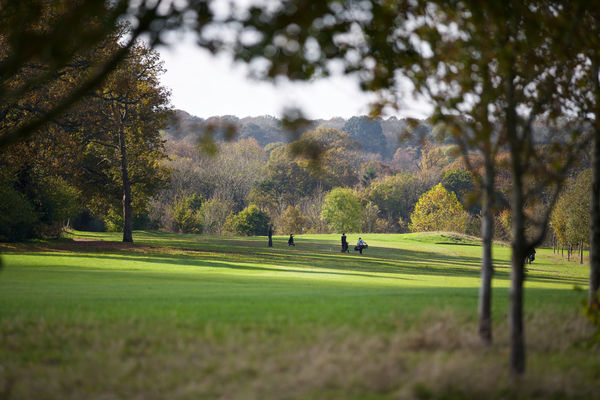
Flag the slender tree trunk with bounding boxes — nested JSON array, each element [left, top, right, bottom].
[[588, 126, 600, 307], [506, 74, 526, 378], [568, 243, 571, 261], [478, 158, 495, 344], [509, 191, 526, 377], [581, 239, 584, 265], [590, 59, 600, 305], [119, 128, 133, 243], [590, 127, 600, 305]]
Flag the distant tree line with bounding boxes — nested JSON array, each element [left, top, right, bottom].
[[140, 122, 589, 244], [168, 110, 433, 161]]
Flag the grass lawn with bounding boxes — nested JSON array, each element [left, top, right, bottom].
[[0, 231, 598, 399]]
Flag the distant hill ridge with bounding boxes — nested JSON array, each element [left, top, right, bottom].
[[166, 109, 427, 159]]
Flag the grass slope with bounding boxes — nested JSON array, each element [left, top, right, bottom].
[[0, 231, 597, 400]]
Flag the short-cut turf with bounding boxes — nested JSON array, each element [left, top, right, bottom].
[[0, 231, 596, 400]]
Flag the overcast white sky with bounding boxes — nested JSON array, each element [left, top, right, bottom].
[[157, 40, 431, 120]]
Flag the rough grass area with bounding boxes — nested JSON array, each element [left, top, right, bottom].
[[0, 231, 598, 399]]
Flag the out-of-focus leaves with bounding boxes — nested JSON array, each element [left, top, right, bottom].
[[0, 0, 215, 149], [280, 107, 323, 161]]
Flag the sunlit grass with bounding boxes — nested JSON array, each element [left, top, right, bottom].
[[0, 231, 596, 399]]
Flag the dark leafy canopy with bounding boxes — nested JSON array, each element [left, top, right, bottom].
[[441, 169, 475, 210], [78, 43, 171, 218], [224, 1, 415, 87], [0, 23, 171, 241], [0, 0, 213, 149]]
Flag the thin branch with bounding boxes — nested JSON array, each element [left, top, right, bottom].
[[89, 139, 118, 150]]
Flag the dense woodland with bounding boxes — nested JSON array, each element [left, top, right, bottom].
[[160, 113, 591, 247], [2, 92, 591, 257]]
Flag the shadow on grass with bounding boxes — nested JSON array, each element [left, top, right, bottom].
[[24, 252, 417, 281], [3, 232, 586, 284], [10, 239, 586, 287]]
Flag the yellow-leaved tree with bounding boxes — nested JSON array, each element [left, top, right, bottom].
[[409, 184, 468, 234]]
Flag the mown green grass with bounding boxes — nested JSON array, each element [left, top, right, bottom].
[[0, 231, 597, 400]]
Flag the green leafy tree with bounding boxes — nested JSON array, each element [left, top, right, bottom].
[[34, 176, 80, 237], [0, 182, 38, 241], [171, 194, 204, 234], [231, 205, 270, 236], [1, 33, 171, 242], [409, 184, 468, 233], [360, 162, 378, 189], [79, 42, 171, 243], [551, 170, 592, 259], [0, 150, 80, 240], [321, 188, 362, 233], [567, 171, 592, 254], [366, 172, 426, 232]]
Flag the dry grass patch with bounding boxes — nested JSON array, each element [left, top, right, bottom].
[[1, 311, 598, 400]]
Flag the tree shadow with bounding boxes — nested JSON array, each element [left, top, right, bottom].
[[4, 234, 587, 287], [18, 252, 415, 281]]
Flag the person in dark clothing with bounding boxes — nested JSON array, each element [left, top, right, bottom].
[[268, 225, 273, 247], [341, 233, 349, 253], [288, 233, 295, 246], [527, 248, 536, 264]]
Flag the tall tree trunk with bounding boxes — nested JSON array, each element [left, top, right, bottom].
[[509, 183, 526, 377], [509, 188, 526, 377], [581, 239, 584, 265], [506, 75, 526, 377], [478, 157, 495, 344], [119, 128, 133, 243], [590, 125, 600, 306], [590, 58, 600, 306]]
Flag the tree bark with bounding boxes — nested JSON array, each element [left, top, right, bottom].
[[478, 157, 495, 344], [506, 74, 526, 377], [509, 185, 526, 377], [590, 124, 600, 305], [590, 58, 600, 306], [119, 128, 133, 243]]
